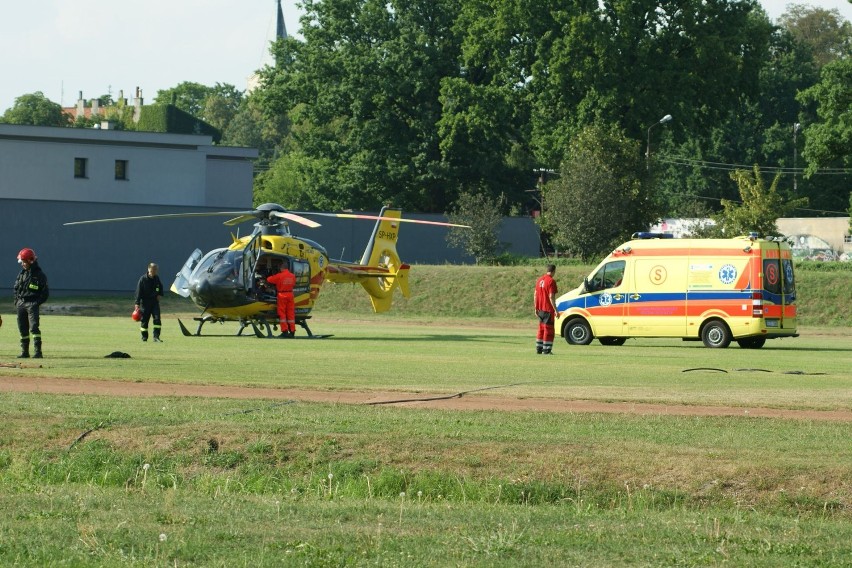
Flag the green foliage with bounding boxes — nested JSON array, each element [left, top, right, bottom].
[[0, 92, 69, 126], [798, 58, 852, 174], [254, 0, 467, 211], [709, 165, 809, 237], [539, 123, 658, 261], [136, 105, 221, 141], [153, 81, 243, 136], [252, 150, 317, 209], [779, 4, 852, 67], [135, 104, 168, 132], [445, 189, 505, 264]]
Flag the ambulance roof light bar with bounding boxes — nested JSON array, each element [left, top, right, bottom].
[[632, 232, 675, 239]]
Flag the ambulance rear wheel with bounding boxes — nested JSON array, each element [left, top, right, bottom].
[[736, 337, 766, 349], [565, 319, 594, 345], [598, 337, 626, 346], [701, 320, 731, 348]]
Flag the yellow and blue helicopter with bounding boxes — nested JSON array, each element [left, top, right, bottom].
[[65, 204, 467, 338]]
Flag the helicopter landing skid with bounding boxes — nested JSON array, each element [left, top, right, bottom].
[[177, 317, 332, 339], [178, 316, 230, 337], [253, 318, 333, 339]]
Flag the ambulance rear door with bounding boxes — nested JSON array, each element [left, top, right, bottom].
[[761, 242, 796, 330]]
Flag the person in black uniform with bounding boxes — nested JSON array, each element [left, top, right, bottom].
[[14, 248, 49, 358], [135, 262, 164, 342]]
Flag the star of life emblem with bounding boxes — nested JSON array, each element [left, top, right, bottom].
[[599, 292, 613, 307], [718, 264, 737, 285]]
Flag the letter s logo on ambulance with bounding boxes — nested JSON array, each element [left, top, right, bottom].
[[649, 265, 667, 285], [718, 264, 737, 285], [766, 262, 779, 286]]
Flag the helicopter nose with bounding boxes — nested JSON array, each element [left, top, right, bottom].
[[190, 278, 211, 303]]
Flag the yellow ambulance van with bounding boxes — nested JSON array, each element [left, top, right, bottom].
[[555, 233, 798, 348]]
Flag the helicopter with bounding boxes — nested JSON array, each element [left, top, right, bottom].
[[64, 204, 468, 338]]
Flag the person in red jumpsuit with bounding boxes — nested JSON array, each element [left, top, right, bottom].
[[534, 264, 560, 355], [266, 265, 297, 338]]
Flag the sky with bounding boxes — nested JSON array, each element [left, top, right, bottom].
[[1, 0, 850, 115]]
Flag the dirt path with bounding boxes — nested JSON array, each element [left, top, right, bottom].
[[2, 376, 851, 421]]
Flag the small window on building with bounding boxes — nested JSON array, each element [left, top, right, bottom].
[[115, 159, 128, 180], [74, 157, 87, 179]]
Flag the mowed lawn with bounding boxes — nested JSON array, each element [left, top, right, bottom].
[[1, 313, 851, 566]]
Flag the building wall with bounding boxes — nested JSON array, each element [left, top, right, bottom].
[[0, 124, 258, 297], [0, 124, 256, 206], [204, 150, 258, 208], [776, 217, 851, 253]]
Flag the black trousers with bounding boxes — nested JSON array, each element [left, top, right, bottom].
[[17, 302, 42, 351], [139, 301, 162, 339]]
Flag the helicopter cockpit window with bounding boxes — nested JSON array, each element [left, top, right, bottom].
[[291, 259, 310, 295], [586, 260, 626, 293], [209, 250, 241, 283]]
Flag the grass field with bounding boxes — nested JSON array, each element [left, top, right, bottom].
[[1, 307, 851, 566]]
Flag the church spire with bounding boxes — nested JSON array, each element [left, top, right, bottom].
[[276, 0, 287, 39]]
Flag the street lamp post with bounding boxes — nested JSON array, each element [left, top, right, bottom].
[[793, 122, 800, 194], [646, 114, 673, 171]]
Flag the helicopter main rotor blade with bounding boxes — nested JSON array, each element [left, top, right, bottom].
[[270, 211, 322, 228], [223, 215, 261, 226], [292, 211, 471, 228], [64, 211, 257, 226]]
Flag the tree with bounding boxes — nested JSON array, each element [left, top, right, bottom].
[[779, 4, 852, 67], [257, 0, 466, 211], [154, 81, 243, 132], [798, 58, 852, 173], [711, 165, 808, 237], [539, 123, 658, 261], [528, 0, 772, 167], [154, 82, 212, 115], [445, 189, 505, 264], [222, 95, 288, 166], [0, 92, 69, 126]]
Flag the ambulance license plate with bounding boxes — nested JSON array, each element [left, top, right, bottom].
[[765, 319, 780, 328]]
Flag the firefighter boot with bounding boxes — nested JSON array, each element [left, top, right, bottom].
[[33, 337, 43, 359], [18, 339, 30, 359]]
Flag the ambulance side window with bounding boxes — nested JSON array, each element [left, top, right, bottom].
[[588, 260, 626, 292], [605, 261, 626, 288]]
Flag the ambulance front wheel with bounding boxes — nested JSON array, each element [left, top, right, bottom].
[[701, 320, 732, 348], [564, 318, 594, 345]]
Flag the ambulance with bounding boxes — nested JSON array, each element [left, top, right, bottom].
[[555, 233, 798, 348]]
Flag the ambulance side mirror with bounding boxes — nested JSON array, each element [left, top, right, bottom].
[[582, 277, 590, 294]]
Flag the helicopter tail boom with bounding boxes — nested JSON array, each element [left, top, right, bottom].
[[326, 207, 410, 313]]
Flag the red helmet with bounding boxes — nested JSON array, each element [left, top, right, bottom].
[[17, 248, 36, 263], [131, 306, 142, 321]]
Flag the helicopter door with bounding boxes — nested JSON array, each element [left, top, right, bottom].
[[171, 248, 203, 298], [242, 234, 262, 296]]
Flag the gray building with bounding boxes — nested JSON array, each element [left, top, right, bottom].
[[0, 123, 257, 296]]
